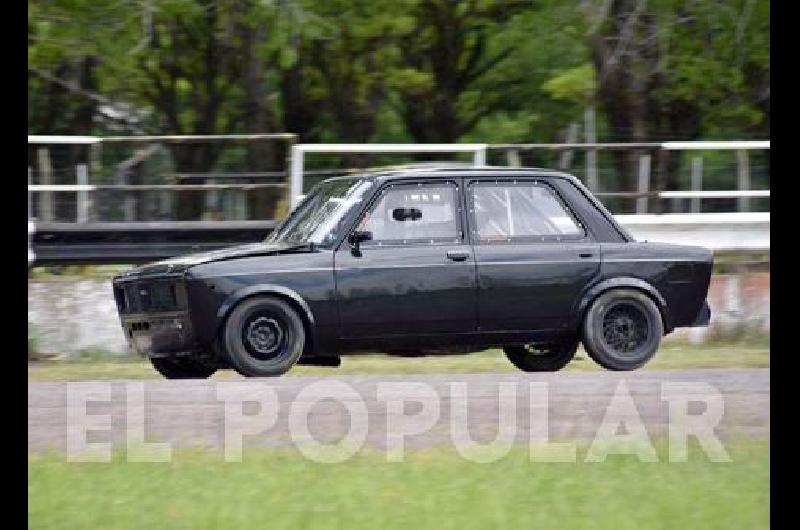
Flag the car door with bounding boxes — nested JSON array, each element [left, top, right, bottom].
[[466, 178, 600, 333], [334, 178, 477, 339]]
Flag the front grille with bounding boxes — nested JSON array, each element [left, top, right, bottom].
[[116, 280, 182, 313]]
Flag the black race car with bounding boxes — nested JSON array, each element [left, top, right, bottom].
[[113, 165, 712, 378]]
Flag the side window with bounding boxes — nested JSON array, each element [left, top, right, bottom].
[[470, 182, 583, 242], [359, 183, 460, 245]]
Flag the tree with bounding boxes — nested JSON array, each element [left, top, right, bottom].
[[583, 0, 769, 202], [28, 0, 770, 197], [391, 0, 529, 143]]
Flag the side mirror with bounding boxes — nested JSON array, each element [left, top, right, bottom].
[[392, 207, 422, 222], [348, 230, 372, 255]]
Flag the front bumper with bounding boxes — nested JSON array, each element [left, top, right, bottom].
[[114, 274, 200, 358], [120, 311, 199, 358]]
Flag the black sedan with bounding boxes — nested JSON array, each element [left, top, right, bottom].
[[112, 165, 712, 378]]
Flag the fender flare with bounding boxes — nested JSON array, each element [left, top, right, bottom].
[[574, 277, 671, 331], [216, 284, 318, 347]]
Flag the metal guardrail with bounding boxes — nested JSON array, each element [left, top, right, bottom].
[[29, 184, 286, 191], [30, 221, 277, 265]]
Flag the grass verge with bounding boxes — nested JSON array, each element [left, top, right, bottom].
[[27, 343, 770, 382], [28, 440, 769, 530]]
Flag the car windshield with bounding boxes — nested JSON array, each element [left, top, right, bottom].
[[267, 177, 373, 248]]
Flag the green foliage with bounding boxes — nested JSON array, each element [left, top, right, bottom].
[[543, 64, 596, 105], [654, 0, 770, 137], [28, 0, 770, 149]]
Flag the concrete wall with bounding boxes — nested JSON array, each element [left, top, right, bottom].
[[672, 272, 770, 343], [28, 279, 129, 356], [28, 272, 770, 357]]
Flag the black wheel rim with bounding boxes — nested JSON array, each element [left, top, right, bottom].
[[242, 312, 290, 361], [601, 301, 650, 355]]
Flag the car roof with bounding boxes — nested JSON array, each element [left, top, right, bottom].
[[342, 163, 580, 183]]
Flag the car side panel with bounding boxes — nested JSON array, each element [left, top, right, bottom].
[[334, 244, 478, 337], [473, 242, 601, 332], [464, 176, 602, 333], [183, 251, 339, 352]]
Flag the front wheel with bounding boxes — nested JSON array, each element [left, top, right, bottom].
[[582, 289, 664, 371], [221, 296, 305, 377], [503, 341, 578, 372], [150, 357, 217, 379]]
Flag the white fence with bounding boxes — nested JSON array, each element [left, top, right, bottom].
[[28, 137, 770, 252], [289, 143, 488, 207]]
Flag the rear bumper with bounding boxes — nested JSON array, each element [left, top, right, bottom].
[[688, 301, 711, 327], [119, 311, 200, 358]]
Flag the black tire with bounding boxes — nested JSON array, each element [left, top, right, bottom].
[[150, 356, 217, 379], [503, 340, 578, 372], [221, 296, 305, 377], [582, 289, 664, 371]]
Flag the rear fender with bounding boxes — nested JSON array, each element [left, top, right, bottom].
[[574, 277, 671, 332]]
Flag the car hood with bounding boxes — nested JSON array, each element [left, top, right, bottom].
[[116, 242, 310, 279]]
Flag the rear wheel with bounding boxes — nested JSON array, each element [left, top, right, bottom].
[[221, 296, 305, 377], [503, 341, 578, 372], [582, 289, 663, 371], [150, 356, 217, 379]]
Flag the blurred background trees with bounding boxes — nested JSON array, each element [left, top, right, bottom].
[[28, 0, 769, 191]]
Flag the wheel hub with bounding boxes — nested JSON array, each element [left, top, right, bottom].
[[613, 317, 634, 339], [602, 304, 648, 354], [245, 317, 283, 356]]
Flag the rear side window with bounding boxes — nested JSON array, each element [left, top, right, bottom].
[[359, 182, 460, 245], [469, 182, 584, 243]]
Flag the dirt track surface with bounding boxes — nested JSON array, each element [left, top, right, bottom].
[[28, 369, 769, 454]]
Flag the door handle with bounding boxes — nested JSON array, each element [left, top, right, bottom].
[[446, 250, 470, 262], [578, 253, 594, 258]]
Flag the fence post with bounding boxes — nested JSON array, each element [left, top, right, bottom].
[[506, 148, 521, 167], [238, 188, 248, 220], [289, 145, 304, 208], [636, 154, 651, 214], [28, 166, 33, 220], [559, 122, 579, 170], [737, 149, 751, 212], [28, 220, 35, 266], [584, 107, 598, 191], [89, 143, 102, 180], [37, 147, 53, 222], [691, 156, 703, 214], [205, 177, 218, 220], [76, 164, 89, 223], [473, 145, 487, 166]]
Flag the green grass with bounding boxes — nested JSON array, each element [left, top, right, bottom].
[[27, 343, 770, 381], [28, 441, 769, 530], [29, 265, 131, 281]]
